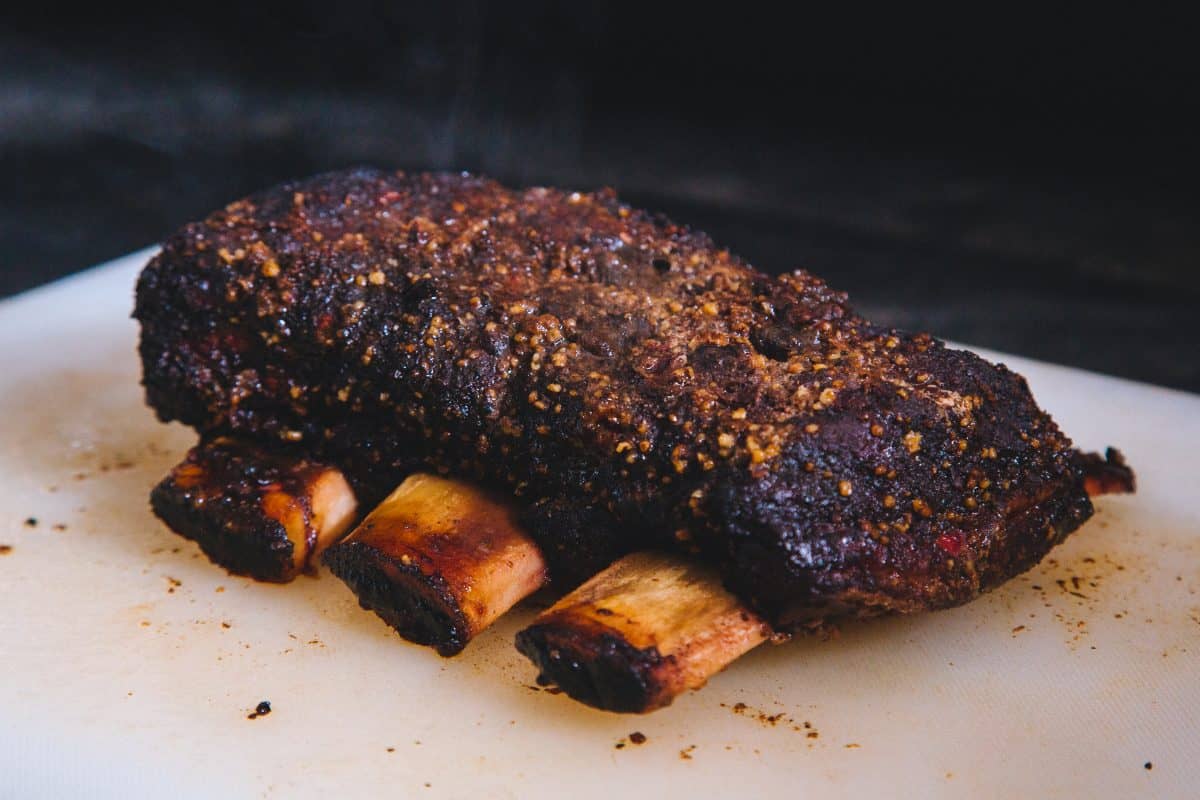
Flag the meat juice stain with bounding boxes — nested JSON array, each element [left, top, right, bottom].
[[0, 545, 12, 555]]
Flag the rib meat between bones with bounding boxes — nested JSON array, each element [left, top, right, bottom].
[[136, 167, 1101, 632]]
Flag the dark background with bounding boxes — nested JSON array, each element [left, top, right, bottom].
[[3, 5, 1198, 391]]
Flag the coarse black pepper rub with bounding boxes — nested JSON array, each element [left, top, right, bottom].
[[136, 168, 1107, 632]]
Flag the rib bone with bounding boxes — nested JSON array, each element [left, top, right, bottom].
[[515, 551, 771, 713], [151, 438, 359, 582], [323, 474, 548, 656]]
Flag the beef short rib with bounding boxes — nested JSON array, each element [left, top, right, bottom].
[[136, 168, 1108, 631]]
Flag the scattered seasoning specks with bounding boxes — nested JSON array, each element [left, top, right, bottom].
[[722, 700, 813, 735], [679, 745, 696, 760]]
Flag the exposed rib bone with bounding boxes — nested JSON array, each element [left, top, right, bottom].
[[151, 438, 358, 582], [155, 451, 1129, 710], [515, 551, 771, 713], [323, 474, 548, 656]]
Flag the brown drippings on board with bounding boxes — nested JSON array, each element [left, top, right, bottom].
[[679, 745, 696, 760], [629, 731, 647, 745], [1018, 547, 1147, 648]]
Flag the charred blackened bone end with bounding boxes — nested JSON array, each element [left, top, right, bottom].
[[151, 438, 357, 582], [516, 552, 770, 713]]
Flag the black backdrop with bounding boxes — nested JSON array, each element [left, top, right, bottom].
[[2, 5, 1198, 390]]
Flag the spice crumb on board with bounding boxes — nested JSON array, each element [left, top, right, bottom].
[[246, 700, 272, 720], [679, 745, 696, 760], [1144, 762, 1153, 770], [23, 517, 37, 528], [0, 544, 12, 555], [614, 730, 648, 749]]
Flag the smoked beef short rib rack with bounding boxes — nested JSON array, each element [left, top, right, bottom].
[[137, 169, 1133, 713]]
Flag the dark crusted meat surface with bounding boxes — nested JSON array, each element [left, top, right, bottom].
[[136, 168, 1096, 631]]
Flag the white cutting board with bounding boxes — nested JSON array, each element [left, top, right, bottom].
[[1, 249, 1196, 799]]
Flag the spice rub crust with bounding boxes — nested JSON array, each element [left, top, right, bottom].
[[136, 168, 1093, 630]]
